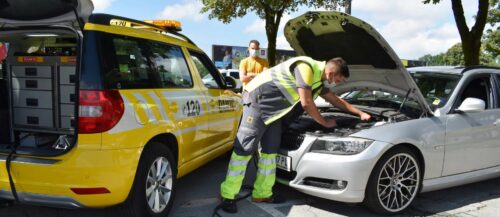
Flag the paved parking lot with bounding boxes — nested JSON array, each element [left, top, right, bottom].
[[1, 153, 500, 217]]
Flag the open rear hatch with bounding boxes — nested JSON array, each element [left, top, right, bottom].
[[0, 0, 92, 27], [0, 0, 93, 156]]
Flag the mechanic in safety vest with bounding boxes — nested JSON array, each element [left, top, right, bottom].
[[218, 56, 371, 213]]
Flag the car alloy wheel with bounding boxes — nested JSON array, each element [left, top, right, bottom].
[[376, 153, 420, 213], [146, 156, 173, 213]]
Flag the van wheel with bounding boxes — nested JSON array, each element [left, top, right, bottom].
[[122, 142, 177, 217], [364, 147, 421, 215]]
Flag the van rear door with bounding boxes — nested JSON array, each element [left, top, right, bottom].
[[0, 0, 93, 27]]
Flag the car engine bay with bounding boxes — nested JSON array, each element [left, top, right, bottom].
[[281, 106, 416, 150]]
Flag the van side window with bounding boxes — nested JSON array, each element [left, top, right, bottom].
[[148, 42, 192, 88], [189, 51, 224, 89], [111, 38, 153, 89], [100, 33, 192, 89]]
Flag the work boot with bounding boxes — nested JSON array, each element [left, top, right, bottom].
[[220, 198, 237, 213], [252, 194, 286, 204]]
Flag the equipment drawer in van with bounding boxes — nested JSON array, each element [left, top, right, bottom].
[[11, 66, 52, 78], [13, 90, 53, 109], [14, 108, 54, 128], [60, 85, 76, 104], [60, 104, 75, 116], [60, 116, 75, 129], [12, 77, 53, 90], [59, 66, 76, 85]]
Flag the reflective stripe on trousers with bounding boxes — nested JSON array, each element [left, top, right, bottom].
[[220, 152, 252, 199], [252, 153, 277, 199]]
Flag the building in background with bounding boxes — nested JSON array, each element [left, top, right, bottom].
[[213, 44, 295, 69]]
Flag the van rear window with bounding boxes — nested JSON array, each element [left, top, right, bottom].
[[100, 33, 193, 89]]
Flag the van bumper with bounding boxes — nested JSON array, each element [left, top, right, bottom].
[[0, 146, 143, 208]]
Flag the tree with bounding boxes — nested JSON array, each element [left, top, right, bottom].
[[201, 0, 345, 66], [483, 27, 499, 59], [444, 43, 465, 66], [423, 0, 496, 66], [418, 41, 497, 66]]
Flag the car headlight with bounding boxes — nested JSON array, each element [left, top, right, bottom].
[[309, 137, 374, 155]]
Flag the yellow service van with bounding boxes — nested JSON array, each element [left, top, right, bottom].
[[0, 0, 242, 216]]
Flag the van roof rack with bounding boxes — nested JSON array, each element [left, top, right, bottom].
[[87, 13, 196, 46]]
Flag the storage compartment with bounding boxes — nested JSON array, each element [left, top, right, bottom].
[[11, 65, 52, 78], [12, 77, 53, 90], [60, 85, 76, 104], [0, 29, 79, 156], [14, 108, 54, 128], [12, 90, 53, 108]]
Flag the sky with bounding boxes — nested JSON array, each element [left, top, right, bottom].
[[91, 0, 481, 60]]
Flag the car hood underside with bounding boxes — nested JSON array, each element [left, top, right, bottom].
[[284, 11, 431, 114]]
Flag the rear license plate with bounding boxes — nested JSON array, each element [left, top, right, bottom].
[[276, 154, 292, 172]]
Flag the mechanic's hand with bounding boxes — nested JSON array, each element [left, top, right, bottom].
[[360, 112, 371, 121], [322, 118, 337, 128]]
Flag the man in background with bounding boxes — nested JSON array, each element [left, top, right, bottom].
[[239, 40, 268, 87]]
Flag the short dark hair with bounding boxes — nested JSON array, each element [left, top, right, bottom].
[[327, 57, 349, 78], [249, 40, 260, 46]]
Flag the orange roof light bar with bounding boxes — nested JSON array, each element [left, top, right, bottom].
[[144, 20, 182, 31]]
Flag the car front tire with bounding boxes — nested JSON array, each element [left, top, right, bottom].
[[121, 142, 177, 217], [364, 147, 421, 215]]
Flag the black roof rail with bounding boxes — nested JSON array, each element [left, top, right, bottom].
[[461, 65, 500, 74], [87, 13, 196, 46]]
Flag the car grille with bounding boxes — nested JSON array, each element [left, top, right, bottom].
[[280, 133, 304, 151], [301, 177, 335, 189]]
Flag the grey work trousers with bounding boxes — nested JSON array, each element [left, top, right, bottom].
[[233, 103, 282, 156]]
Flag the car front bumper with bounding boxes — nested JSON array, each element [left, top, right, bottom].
[[277, 136, 391, 203]]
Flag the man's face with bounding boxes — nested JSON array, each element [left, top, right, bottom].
[[325, 65, 346, 85], [248, 42, 259, 52]]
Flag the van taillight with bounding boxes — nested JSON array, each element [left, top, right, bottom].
[[78, 90, 124, 134]]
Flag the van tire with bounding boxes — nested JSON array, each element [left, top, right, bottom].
[[121, 142, 177, 217]]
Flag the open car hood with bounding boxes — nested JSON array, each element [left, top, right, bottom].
[[0, 0, 93, 27], [285, 11, 431, 114]]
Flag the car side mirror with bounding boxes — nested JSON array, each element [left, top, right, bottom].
[[224, 76, 237, 90], [455, 97, 485, 113]]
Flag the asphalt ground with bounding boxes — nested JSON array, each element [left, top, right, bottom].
[[1, 153, 500, 217]]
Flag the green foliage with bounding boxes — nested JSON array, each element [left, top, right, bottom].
[[487, 0, 500, 26], [423, 0, 493, 66], [483, 27, 500, 57], [200, 0, 343, 23], [444, 43, 465, 66], [418, 41, 499, 67]]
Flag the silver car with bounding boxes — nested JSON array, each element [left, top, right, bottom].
[[277, 11, 500, 215]]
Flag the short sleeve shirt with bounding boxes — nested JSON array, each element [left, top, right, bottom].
[[240, 57, 269, 86], [294, 62, 314, 90]]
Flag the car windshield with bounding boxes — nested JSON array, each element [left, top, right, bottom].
[[411, 71, 461, 109], [342, 90, 422, 117], [343, 90, 418, 107]]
